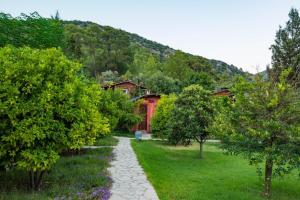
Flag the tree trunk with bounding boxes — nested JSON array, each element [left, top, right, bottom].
[[199, 141, 204, 159], [28, 170, 45, 190], [34, 171, 45, 190], [264, 158, 273, 198]]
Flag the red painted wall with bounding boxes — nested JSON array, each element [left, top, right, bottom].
[[132, 96, 160, 133]]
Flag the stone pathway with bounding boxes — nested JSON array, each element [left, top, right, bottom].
[[108, 137, 159, 200]]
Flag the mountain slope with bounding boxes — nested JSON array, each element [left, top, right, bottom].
[[65, 20, 249, 78]]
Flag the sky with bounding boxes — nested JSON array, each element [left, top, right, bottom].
[[1, 0, 299, 73]]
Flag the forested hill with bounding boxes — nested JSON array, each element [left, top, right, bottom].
[[64, 20, 248, 79], [0, 12, 250, 94]]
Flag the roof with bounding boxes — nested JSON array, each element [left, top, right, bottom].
[[102, 80, 147, 89], [213, 88, 234, 97]]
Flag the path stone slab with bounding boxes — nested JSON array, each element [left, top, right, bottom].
[[108, 137, 159, 200]]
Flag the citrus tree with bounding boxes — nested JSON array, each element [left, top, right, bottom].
[[0, 46, 110, 190], [210, 71, 300, 197], [169, 85, 214, 158]]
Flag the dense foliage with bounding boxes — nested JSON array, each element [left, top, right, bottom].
[[169, 85, 214, 158], [0, 46, 110, 189], [99, 89, 141, 131], [210, 71, 300, 197], [0, 12, 64, 48], [64, 23, 133, 76], [62, 20, 247, 92], [151, 94, 177, 139], [270, 8, 300, 87]]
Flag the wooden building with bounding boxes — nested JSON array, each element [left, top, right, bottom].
[[131, 94, 161, 133], [102, 81, 160, 133], [102, 80, 148, 96]]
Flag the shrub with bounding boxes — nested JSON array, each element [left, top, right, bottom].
[[151, 94, 177, 139], [99, 89, 141, 132]]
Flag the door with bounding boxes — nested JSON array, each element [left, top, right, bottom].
[[138, 104, 147, 131]]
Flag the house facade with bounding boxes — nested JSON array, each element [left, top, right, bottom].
[[102, 80, 160, 133], [132, 94, 160, 133], [102, 81, 232, 134]]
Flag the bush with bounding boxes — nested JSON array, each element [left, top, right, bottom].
[[151, 94, 177, 139], [99, 89, 141, 132], [0, 46, 110, 189]]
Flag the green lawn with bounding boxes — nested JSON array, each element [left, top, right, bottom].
[[132, 140, 300, 200], [94, 135, 119, 146], [0, 148, 113, 200]]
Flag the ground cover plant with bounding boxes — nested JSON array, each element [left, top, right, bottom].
[[132, 140, 300, 200], [0, 148, 113, 200]]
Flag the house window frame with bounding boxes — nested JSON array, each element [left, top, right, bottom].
[[122, 89, 129, 94]]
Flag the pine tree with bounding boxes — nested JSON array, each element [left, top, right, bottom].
[[270, 8, 300, 87]]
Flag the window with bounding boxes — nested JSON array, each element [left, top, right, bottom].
[[122, 89, 129, 94]]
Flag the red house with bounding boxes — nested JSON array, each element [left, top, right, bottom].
[[132, 94, 161, 133], [102, 81, 160, 133]]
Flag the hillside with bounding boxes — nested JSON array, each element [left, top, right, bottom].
[[65, 20, 249, 78]]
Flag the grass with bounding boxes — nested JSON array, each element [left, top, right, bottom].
[[112, 130, 134, 138], [94, 135, 119, 146], [132, 140, 300, 200], [0, 148, 113, 200]]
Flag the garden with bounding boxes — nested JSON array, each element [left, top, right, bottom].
[[0, 6, 300, 200]]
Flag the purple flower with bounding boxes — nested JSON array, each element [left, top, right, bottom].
[[91, 187, 111, 200]]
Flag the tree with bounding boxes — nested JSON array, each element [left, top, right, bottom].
[[64, 23, 134, 76], [0, 12, 65, 49], [184, 72, 215, 91], [96, 70, 122, 84], [169, 85, 214, 158], [210, 71, 300, 197], [270, 8, 300, 87], [64, 24, 85, 60], [97, 27, 133, 74], [143, 71, 181, 94], [151, 94, 177, 139], [163, 50, 192, 80], [128, 45, 162, 75], [0, 46, 110, 190]]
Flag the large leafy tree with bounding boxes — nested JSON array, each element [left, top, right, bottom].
[[169, 85, 214, 158], [0, 46, 110, 190], [270, 8, 300, 87], [0, 12, 64, 48], [210, 71, 300, 197]]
